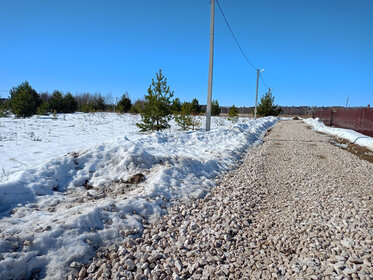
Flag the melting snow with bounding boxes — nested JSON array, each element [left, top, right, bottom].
[[0, 113, 277, 279], [303, 118, 373, 151]]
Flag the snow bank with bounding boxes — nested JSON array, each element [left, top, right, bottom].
[[0, 114, 277, 280], [303, 118, 373, 151]]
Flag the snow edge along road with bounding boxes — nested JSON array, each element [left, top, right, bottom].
[[303, 118, 373, 152]]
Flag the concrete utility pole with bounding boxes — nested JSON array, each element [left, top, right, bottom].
[[346, 96, 349, 107], [254, 68, 264, 119], [206, 0, 215, 131]]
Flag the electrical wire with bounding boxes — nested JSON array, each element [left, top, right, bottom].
[[215, 0, 257, 72], [259, 73, 268, 89]]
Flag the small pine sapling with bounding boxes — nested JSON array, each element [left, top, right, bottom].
[[136, 69, 174, 131], [257, 91, 282, 117], [175, 102, 193, 130], [228, 105, 239, 122]]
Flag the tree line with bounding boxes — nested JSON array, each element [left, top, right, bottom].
[[1, 71, 280, 131], [0, 79, 221, 121]]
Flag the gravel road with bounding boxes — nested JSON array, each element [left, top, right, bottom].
[[71, 120, 373, 280]]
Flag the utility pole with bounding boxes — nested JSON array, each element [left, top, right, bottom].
[[206, 0, 215, 131], [254, 69, 260, 119], [345, 96, 349, 107], [254, 68, 264, 119]]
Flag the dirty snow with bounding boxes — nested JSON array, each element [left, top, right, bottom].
[[303, 118, 373, 151], [0, 113, 277, 279]]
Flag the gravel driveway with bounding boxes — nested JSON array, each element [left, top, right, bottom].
[[72, 120, 373, 280]]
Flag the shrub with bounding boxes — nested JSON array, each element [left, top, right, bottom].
[[137, 69, 174, 131], [9, 81, 41, 117]]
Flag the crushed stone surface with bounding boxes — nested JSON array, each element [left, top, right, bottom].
[[69, 120, 373, 280]]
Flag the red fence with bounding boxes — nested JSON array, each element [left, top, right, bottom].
[[312, 108, 373, 137]]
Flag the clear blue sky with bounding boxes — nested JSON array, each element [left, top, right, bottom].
[[0, 0, 372, 107]]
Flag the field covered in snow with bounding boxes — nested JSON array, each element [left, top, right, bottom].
[[0, 113, 277, 279]]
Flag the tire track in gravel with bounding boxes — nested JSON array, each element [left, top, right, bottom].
[[70, 120, 372, 280]]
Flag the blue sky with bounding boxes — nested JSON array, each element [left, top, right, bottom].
[[0, 0, 372, 107]]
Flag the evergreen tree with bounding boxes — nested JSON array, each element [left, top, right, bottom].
[[228, 105, 239, 122], [63, 93, 78, 113], [191, 98, 201, 115], [0, 100, 10, 117], [9, 81, 40, 117], [49, 90, 65, 113], [211, 99, 221, 116], [130, 99, 145, 114], [257, 91, 282, 117], [117, 93, 132, 113], [171, 98, 182, 113], [94, 95, 106, 111], [175, 102, 193, 130], [136, 69, 174, 131], [37, 101, 50, 115]]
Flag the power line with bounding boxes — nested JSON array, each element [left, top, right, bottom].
[[259, 73, 268, 89], [215, 0, 257, 72]]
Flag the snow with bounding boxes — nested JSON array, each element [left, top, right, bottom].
[[0, 113, 142, 182], [303, 118, 373, 151], [0, 113, 277, 279]]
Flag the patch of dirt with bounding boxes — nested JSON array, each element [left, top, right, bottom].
[[331, 138, 373, 163], [83, 180, 94, 190], [293, 116, 300, 120], [124, 173, 146, 184], [265, 128, 273, 137]]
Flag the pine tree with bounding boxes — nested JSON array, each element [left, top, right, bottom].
[[228, 105, 239, 122], [94, 95, 106, 111], [63, 93, 78, 113], [10, 81, 41, 117], [175, 102, 193, 130], [211, 99, 221, 116], [37, 101, 50, 115], [191, 98, 201, 115], [171, 98, 182, 113], [117, 93, 132, 113], [0, 101, 9, 117], [130, 99, 145, 114], [257, 92, 282, 117], [49, 90, 65, 113], [136, 69, 174, 131]]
